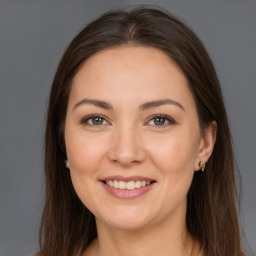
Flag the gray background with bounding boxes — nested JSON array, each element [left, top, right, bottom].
[[0, 1, 255, 255]]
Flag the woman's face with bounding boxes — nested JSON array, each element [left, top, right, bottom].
[[65, 46, 213, 230]]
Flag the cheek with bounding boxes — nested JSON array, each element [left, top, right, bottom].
[[65, 132, 108, 211], [65, 130, 107, 175], [148, 132, 199, 202], [149, 132, 198, 176], [139, 133, 199, 219]]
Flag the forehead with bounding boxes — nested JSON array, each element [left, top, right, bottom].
[[74, 46, 183, 83], [69, 46, 195, 111]]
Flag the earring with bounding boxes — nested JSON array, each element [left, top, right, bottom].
[[65, 160, 69, 169], [199, 161, 206, 171]]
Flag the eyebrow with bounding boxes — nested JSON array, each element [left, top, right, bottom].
[[139, 99, 185, 111], [72, 98, 185, 112]]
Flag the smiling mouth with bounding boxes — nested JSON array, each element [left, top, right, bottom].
[[101, 180, 155, 190]]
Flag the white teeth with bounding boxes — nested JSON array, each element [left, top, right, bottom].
[[127, 181, 135, 190], [135, 180, 142, 188], [113, 180, 119, 188], [105, 180, 152, 190], [119, 181, 127, 189]]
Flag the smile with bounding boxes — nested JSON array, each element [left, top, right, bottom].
[[100, 176, 156, 199], [104, 180, 152, 190]]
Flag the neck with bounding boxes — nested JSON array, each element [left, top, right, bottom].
[[87, 205, 198, 256]]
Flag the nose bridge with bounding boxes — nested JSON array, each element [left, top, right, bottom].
[[108, 119, 145, 166]]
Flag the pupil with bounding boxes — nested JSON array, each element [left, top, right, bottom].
[[93, 117, 103, 125], [155, 118, 165, 125]]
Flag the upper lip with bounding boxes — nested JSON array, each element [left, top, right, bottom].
[[100, 175, 155, 182]]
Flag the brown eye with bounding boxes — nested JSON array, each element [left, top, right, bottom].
[[92, 117, 104, 125], [81, 115, 109, 126], [154, 117, 166, 125], [147, 114, 176, 127]]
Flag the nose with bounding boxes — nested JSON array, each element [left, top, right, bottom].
[[107, 125, 146, 167]]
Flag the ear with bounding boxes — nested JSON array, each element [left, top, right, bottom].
[[195, 121, 217, 171]]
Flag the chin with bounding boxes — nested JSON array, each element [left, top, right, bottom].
[[102, 219, 152, 231], [96, 209, 156, 231]]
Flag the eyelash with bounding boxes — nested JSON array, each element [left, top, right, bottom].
[[80, 114, 176, 127]]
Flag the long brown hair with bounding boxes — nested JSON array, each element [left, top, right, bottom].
[[40, 6, 245, 256]]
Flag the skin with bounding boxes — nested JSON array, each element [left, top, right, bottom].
[[64, 46, 216, 256]]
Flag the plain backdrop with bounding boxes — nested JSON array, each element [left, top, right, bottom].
[[0, 1, 255, 255]]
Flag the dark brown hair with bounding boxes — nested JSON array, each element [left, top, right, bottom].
[[40, 6, 245, 256]]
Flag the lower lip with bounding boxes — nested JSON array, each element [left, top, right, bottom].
[[101, 182, 155, 199]]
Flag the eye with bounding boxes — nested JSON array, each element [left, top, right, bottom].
[[146, 114, 176, 127], [81, 114, 110, 126]]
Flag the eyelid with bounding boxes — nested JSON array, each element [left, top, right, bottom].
[[80, 114, 110, 125], [80, 113, 176, 127], [145, 114, 176, 126]]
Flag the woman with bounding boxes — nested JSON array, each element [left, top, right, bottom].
[[36, 6, 246, 256]]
